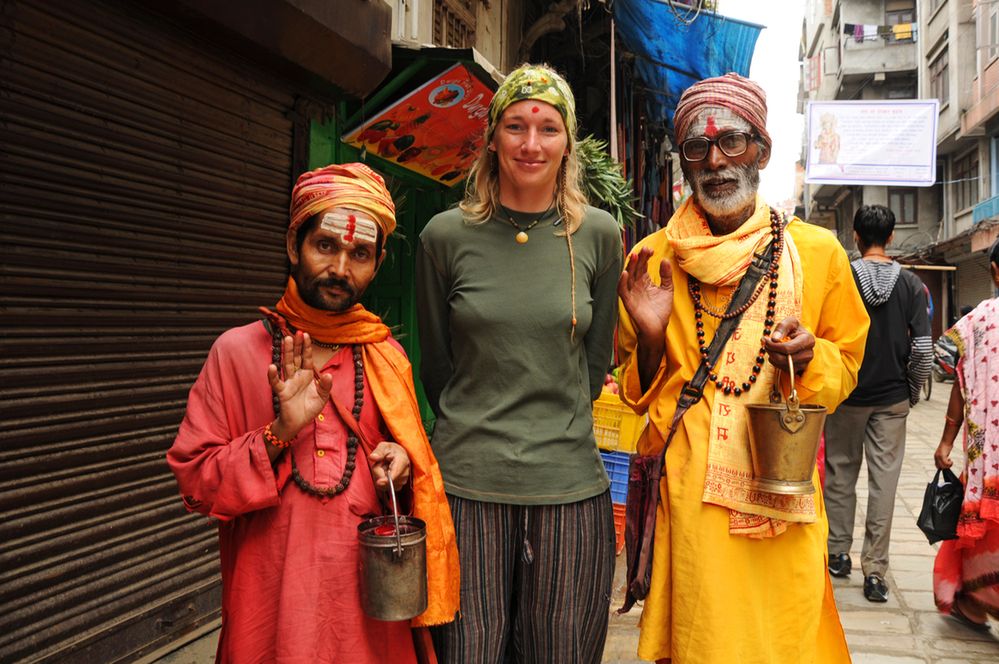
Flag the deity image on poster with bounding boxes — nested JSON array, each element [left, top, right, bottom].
[[813, 113, 841, 165]]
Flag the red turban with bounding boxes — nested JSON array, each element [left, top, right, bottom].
[[288, 162, 396, 236], [673, 73, 771, 150]]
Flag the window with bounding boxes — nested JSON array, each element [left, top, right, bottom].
[[888, 188, 916, 225], [953, 151, 980, 212], [393, 0, 419, 41], [823, 46, 839, 78], [886, 82, 916, 99], [433, 0, 475, 48], [886, 0, 916, 43], [936, 161, 945, 221], [991, 136, 999, 193], [930, 49, 949, 105], [990, 9, 999, 61], [806, 54, 821, 92]]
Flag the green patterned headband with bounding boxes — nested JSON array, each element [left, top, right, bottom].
[[487, 64, 577, 141]]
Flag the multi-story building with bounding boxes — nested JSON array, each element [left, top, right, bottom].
[[801, 0, 939, 255], [918, 0, 999, 315]]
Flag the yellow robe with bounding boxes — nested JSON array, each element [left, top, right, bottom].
[[618, 217, 868, 663]]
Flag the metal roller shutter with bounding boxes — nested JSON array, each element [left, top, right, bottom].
[[1, 1, 296, 660], [954, 255, 994, 313]]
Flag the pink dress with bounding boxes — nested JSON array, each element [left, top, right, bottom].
[[933, 298, 999, 619], [168, 322, 417, 664]]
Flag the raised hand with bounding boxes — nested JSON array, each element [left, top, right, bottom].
[[617, 247, 674, 342], [267, 332, 334, 444]]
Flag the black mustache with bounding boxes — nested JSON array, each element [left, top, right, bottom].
[[315, 277, 355, 295]]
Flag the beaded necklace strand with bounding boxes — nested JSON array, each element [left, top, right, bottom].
[[688, 208, 785, 397], [270, 327, 363, 498]]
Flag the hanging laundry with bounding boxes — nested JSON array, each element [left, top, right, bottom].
[[854, 23, 864, 42], [892, 23, 913, 41], [863, 24, 878, 41]]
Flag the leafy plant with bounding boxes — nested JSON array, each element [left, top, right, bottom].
[[576, 136, 642, 228]]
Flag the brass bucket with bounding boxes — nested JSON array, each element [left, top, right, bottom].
[[357, 474, 428, 621], [745, 356, 826, 495]]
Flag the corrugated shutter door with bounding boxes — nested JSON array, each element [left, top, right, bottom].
[[955, 255, 995, 312], [1, 1, 295, 661]]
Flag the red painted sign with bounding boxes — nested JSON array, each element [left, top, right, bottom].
[[342, 63, 494, 185]]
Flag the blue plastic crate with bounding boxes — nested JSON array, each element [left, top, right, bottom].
[[600, 450, 630, 504]]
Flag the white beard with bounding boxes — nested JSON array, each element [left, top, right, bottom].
[[689, 161, 760, 220]]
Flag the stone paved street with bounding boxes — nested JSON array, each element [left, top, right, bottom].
[[159, 379, 999, 664], [603, 379, 999, 663]]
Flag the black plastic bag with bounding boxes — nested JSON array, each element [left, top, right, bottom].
[[917, 468, 963, 544]]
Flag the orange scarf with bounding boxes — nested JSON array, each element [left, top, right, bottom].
[[264, 277, 460, 627]]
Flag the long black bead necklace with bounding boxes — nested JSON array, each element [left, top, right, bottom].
[[270, 327, 363, 498], [689, 208, 784, 397]]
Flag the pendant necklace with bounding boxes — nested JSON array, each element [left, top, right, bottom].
[[501, 200, 556, 244]]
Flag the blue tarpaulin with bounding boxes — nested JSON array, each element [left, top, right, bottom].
[[612, 0, 763, 137]]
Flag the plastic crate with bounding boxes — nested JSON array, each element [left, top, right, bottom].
[[593, 391, 646, 454], [612, 503, 626, 555], [600, 450, 630, 504]]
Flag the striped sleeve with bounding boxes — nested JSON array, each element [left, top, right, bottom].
[[907, 335, 932, 404], [906, 278, 932, 405]]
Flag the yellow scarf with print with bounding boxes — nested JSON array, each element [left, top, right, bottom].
[[667, 196, 814, 538]]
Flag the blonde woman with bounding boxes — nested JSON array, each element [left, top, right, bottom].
[[416, 64, 623, 663]]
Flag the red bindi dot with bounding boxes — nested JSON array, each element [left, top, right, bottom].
[[532, 106, 540, 113]]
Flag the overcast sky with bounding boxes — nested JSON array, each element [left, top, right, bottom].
[[719, 0, 806, 206]]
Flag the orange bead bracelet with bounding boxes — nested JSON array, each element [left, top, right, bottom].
[[263, 422, 292, 448]]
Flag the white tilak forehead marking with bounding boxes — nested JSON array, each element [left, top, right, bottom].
[[320, 210, 379, 244], [686, 107, 752, 139]]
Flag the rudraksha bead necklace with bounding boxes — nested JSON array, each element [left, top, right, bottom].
[[270, 327, 363, 498], [689, 209, 784, 398]]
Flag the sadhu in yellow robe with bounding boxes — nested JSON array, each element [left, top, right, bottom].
[[618, 197, 868, 663]]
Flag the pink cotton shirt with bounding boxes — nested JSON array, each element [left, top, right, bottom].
[[168, 321, 417, 664]]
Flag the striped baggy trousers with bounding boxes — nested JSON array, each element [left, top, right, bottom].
[[430, 491, 616, 664]]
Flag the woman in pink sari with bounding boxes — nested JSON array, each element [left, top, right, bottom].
[[933, 239, 999, 631]]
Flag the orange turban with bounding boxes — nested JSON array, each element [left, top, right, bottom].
[[289, 162, 396, 236], [674, 73, 771, 150]]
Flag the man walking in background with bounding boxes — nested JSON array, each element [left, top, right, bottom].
[[825, 204, 932, 602]]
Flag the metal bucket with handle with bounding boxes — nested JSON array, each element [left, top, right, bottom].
[[357, 470, 428, 621], [745, 355, 827, 495]]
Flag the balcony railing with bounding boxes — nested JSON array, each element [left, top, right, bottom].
[[972, 194, 999, 224]]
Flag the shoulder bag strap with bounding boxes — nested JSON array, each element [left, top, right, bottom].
[[660, 232, 779, 455]]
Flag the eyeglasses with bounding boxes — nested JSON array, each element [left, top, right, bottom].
[[680, 131, 755, 162]]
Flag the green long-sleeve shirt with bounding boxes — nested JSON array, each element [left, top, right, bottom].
[[416, 205, 623, 504]]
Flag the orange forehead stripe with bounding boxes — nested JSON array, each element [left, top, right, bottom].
[[705, 115, 718, 138]]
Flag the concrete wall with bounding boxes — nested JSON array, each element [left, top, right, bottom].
[[474, 0, 522, 73], [389, 0, 524, 73], [926, 0, 977, 143]]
